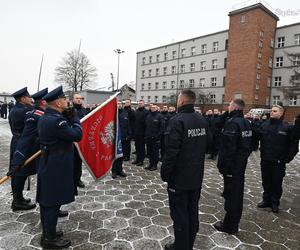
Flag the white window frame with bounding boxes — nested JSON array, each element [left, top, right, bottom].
[[148, 96, 151, 103], [162, 81, 167, 89], [191, 46, 196, 56], [293, 55, 300, 66], [200, 61, 206, 71], [273, 96, 280, 105], [171, 66, 176, 74], [149, 56, 152, 63], [181, 48, 186, 57], [180, 64, 185, 73], [141, 83, 145, 90], [189, 79, 195, 88], [148, 82, 152, 90], [212, 59, 218, 69], [213, 41, 219, 52], [172, 50, 176, 59], [163, 67, 167, 75], [210, 94, 216, 104], [171, 81, 175, 89], [211, 77, 217, 87], [164, 52, 168, 61], [142, 57, 146, 65], [190, 63, 195, 72], [155, 82, 159, 90], [148, 69, 152, 77], [275, 57, 283, 67], [179, 80, 185, 88], [295, 34, 300, 45], [162, 95, 167, 103], [154, 96, 158, 103], [142, 70, 145, 78], [156, 54, 160, 62], [274, 76, 282, 87], [155, 68, 159, 76], [199, 78, 205, 87], [289, 96, 297, 106], [277, 36, 285, 48], [201, 44, 207, 54]]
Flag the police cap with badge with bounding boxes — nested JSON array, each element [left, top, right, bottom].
[[31, 88, 48, 101], [43, 86, 66, 102], [12, 87, 30, 100]]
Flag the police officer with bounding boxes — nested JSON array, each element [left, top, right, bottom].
[[7, 87, 34, 211], [255, 104, 298, 213], [214, 99, 252, 234], [160, 105, 170, 160], [37, 86, 82, 249], [161, 90, 211, 250], [209, 108, 221, 160], [145, 105, 164, 171], [72, 93, 88, 189], [132, 99, 149, 166], [122, 99, 135, 161], [111, 100, 128, 178]]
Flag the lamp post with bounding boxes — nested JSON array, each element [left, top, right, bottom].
[[114, 49, 125, 90]]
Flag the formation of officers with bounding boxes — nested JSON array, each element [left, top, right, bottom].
[[5, 85, 299, 250]]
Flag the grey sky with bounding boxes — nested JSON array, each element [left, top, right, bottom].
[[0, 0, 299, 94]]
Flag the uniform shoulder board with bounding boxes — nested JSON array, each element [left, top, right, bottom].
[[34, 110, 44, 116], [58, 120, 67, 127], [25, 117, 35, 123]]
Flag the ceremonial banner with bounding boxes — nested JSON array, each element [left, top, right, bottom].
[[76, 93, 122, 180]]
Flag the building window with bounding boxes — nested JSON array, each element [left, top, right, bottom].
[[142, 70, 145, 78], [255, 94, 259, 100], [267, 77, 271, 87], [200, 61, 206, 71], [199, 78, 205, 87], [156, 54, 160, 62], [273, 96, 280, 105], [163, 67, 167, 75], [155, 82, 159, 90], [293, 55, 300, 66], [148, 96, 151, 103], [172, 50, 176, 59], [222, 94, 225, 103], [213, 41, 219, 52], [162, 81, 167, 89], [142, 57, 146, 65], [257, 73, 261, 80], [155, 68, 160, 76], [257, 63, 262, 69], [270, 38, 274, 48], [289, 96, 297, 106], [224, 58, 227, 68], [179, 80, 185, 88], [212, 59, 218, 69], [241, 15, 246, 23], [210, 94, 216, 104], [189, 79, 195, 88], [225, 39, 229, 50], [148, 82, 152, 90], [154, 96, 158, 103], [149, 56, 152, 63], [164, 52, 168, 61], [295, 34, 300, 45], [180, 64, 185, 73], [291, 74, 300, 83], [211, 77, 217, 87], [258, 40, 263, 48], [201, 44, 207, 54], [223, 76, 226, 86], [260, 31, 264, 38], [274, 76, 282, 87], [162, 95, 167, 103], [234, 93, 242, 99], [171, 81, 175, 89], [181, 48, 186, 57], [256, 84, 260, 90], [148, 69, 152, 77], [190, 63, 195, 72], [277, 36, 285, 48], [191, 46, 196, 56], [171, 66, 176, 74], [258, 52, 262, 59], [141, 83, 145, 90], [269, 57, 273, 68], [276, 57, 283, 67], [141, 96, 144, 100]]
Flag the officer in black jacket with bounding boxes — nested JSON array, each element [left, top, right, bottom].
[[145, 105, 164, 171], [7, 87, 34, 211], [132, 99, 149, 166], [122, 99, 135, 161], [72, 93, 88, 189], [111, 100, 128, 178], [160, 105, 171, 160], [161, 90, 210, 250], [254, 104, 298, 213], [37, 86, 82, 249], [214, 99, 252, 234]]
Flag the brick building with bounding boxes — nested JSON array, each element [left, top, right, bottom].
[[135, 2, 300, 121]]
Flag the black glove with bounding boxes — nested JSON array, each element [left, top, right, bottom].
[[6, 165, 21, 177], [62, 107, 77, 123]]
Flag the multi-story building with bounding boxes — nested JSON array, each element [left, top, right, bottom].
[[135, 2, 300, 120]]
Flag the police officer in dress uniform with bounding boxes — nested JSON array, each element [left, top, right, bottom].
[[7, 87, 35, 211], [160, 105, 170, 160], [161, 90, 211, 250], [111, 100, 128, 178], [37, 86, 82, 249], [254, 104, 298, 213], [132, 100, 149, 166], [145, 105, 164, 171], [72, 93, 88, 189], [122, 99, 135, 161], [214, 99, 252, 234]]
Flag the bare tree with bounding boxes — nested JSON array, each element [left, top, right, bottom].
[[55, 49, 97, 92], [197, 91, 214, 111]]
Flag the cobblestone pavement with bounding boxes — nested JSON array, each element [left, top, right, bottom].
[[0, 119, 299, 250]]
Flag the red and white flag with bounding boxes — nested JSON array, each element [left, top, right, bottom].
[[75, 93, 122, 180]]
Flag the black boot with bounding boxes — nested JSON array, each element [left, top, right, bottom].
[[40, 230, 71, 249], [58, 210, 69, 218], [20, 192, 31, 203], [11, 192, 36, 211]]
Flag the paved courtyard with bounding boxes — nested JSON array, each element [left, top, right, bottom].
[[0, 119, 299, 250]]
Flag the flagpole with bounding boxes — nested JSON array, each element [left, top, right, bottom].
[[37, 54, 44, 91]]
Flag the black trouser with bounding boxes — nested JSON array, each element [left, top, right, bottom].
[[11, 175, 27, 193], [40, 204, 61, 232], [73, 148, 82, 186], [134, 135, 145, 163], [168, 186, 201, 250], [122, 139, 131, 159], [210, 134, 219, 157], [112, 157, 123, 174], [160, 134, 165, 159], [146, 137, 160, 167], [261, 160, 286, 206], [223, 159, 247, 231]]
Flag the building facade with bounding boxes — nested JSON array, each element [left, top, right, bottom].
[[135, 3, 300, 120]]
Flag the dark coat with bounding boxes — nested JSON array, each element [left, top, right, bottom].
[[37, 107, 82, 207], [119, 108, 132, 140], [134, 107, 149, 136], [73, 104, 88, 120], [11, 108, 44, 176], [161, 111, 171, 133], [161, 104, 211, 190], [8, 102, 33, 171], [145, 111, 164, 139]]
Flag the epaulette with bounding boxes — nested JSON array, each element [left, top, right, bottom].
[[34, 110, 44, 116]]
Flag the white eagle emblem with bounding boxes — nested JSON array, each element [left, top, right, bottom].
[[100, 121, 115, 148]]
